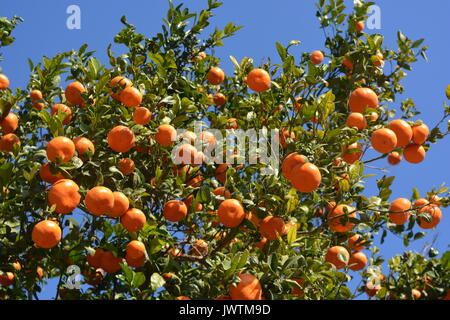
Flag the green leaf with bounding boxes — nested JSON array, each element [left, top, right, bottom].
[[150, 273, 166, 291], [275, 42, 287, 61], [132, 272, 146, 288], [446, 85, 450, 100]]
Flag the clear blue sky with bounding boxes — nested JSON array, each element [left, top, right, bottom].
[[1, 0, 448, 299]]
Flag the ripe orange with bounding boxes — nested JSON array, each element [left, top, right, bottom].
[[365, 281, 381, 297], [193, 51, 206, 61], [126, 240, 146, 260], [176, 296, 191, 300], [65, 81, 86, 106], [51, 104, 72, 125], [87, 248, 105, 268], [0, 272, 15, 286], [310, 51, 324, 65], [120, 86, 142, 107], [279, 129, 295, 148], [163, 200, 188, 222], [73, 137, 95, 160], [215, 164, 228, 184], [121, 208, 146, 232], [100, 251, 123, 273], [184, 195, 203, 212], [346, 112, 367, 130], [48, 179, 81, 214], [368, 112, 379, 122], [213, 92, 227, 106], [133, 107, 152, 125], [33, 102, 45, 111], [39, 162, 64, 184], [348, 251, 367, 271], [371, 128, 397, 154], [413, 198, 430, 209], [226, 118, 238, 129], [417, 205, 442, 229], [342, 57, 354, 70], [229, 274, 262, 300], [155, 124, 177, 146], [356, 21, 364, 32], [85, 186, 115, 216], [174, 143, 198, 165], [46, 136, 75, 163], [0, 113, 19, 134], [109, 76, 132, 101], [411, 289, 422, 299], [217, 199, 245, 227], [254, 237, 267, 250], [389, 198, 411, 225], [342, 142, 363, 164], [290, 162, 321, 193], [373, 53, 384, 67], [30, 89, 43, 101], [348, 88, 378, 113], [0, 133, 21, 152], [388, 151, 402, 165], [411, 123, 429, 145], [32, 220, 62, 249], [246, 68, 271, 92], [199, 130, 216, 145], [190, 239, 208, 256], [108, 191, 130, 218], [179, 130, 196, 143], [403, 144, 425, 164], [388, 119, 413, 147], [327, 204, 356, 233], [348, 234, 366, 251], [325, 246, 349, 269], [0, 74, 10, 90], [126, 253, 145, 268], [117, 158, 135, 175], [83, 268, 105, 286], [207, 67, 225, 85], [107, 125, 135, 152], [213, 187, 231, 200], [259, 216, 286, 240], [186, 173, 204, 187], [281, 153, 307, 180]]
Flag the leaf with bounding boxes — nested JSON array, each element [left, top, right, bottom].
[[446, 85, 450, 100], [150, 273, 166, 291], [132, 272, 146, 288], [275, 42, 287, 61]]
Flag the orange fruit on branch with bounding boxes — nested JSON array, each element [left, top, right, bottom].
[[411, 123, 429, 145], [325, 246, 349, 269], [108, 191, 130, 218], [73, 137, 95, 160], [348, 88, 378, 113], [51, 104, 72, 125], [0, 113, 18, 134], [107, 125, 135, 152], [207, 67, 225, 85], [0, 133, 21, 152], [348, 251, 367, 271], [117, 158, 135, 175], [229, 273, 262, 300], [327, 204, 356, 233], [246, 68, 271, 92], [389, 198, 411, 225], [39, 162, 64, 184], [65, 81, 86, 106], [126, 240, 146, 260], [48, 179, 81, 214], [121, 208, 146, 232], [120, 86, 142, 107], [259, 216, 286, 240], [217, 199, 245, 228], [46, 136, 75, 163], [155, 124, 177, 146], [0, 74, 10, 90], [388, 119, 413, 147], [133, 107, 152, 125], [32, 220, 62, 249], [346, 112, 367, 130], [403, 144, 425, 164], [290, 162, 321, 193], [371, 128, 397, 154], [85, 186, 115, 216], [109, 76, 132, 101], [163, 200, 188, 222], [310, 50, 324, 65]]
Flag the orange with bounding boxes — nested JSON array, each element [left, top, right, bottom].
[[163, 200, 188, 222], [213, 92, 226, 106], [51, 104, 72, 125], [342, 57, 354, 70], [279, 129, 295, 148], [388, 119, 413, 147], [207, 67, 225, 85], [39, 162, 64, 184], [12, 262, 21, 271], [348, 234, 366, 251], [290, 162, 321, 193], [174, 143, 198, 165], [356, 21, 364, 32], [389, 198, 411, 225], [348, 251, 367, 271], [412, 123, 429, 145], [126, 240, 146, 260], [346, 112, 367, 130], [411, 289, 422, 299], [371, 128, 397, 154], [218, 199, 245, 227], [215, 163, 228, 184], [73, 137, 95, 160], [126, 253, 145, 268], [259, 216, 286, 240], [193, 51, 206, 61], [85, 186, 115, 216], [373, 53, 384, 67], [155, 124, 177, 146], [246, 68, 271, 92], [310, 51, 324, 65], [388, 151, 402, 165], [291, 278, 305, 296], [176, 296, 191, 300], [341, 142, 362, 164], [107, 125, 135, 152], [413, 198, 430, 209], [108, 191, 130, 218], [348, 88, 378, 113], [0, 113, 19, 134], [417, 205, 442, 229], [33, 102, 45, 111], [254, 237, 267, 250], [168, 248, 181, 257], [403, 144, 425, 164], [133, 107, 152, 125], [190, 239, 208, 256], [46, 136, 75, 163], [0, 74, 10, 90], [0, 272, 15, 286], [65, 81, 86, 106], [199, 130, 216, 145], [48, 179, 81, 214], [281, 153, 307, 180], [365, 281, 381, 297], [120, 86, 142, 107], [179, 130, 196, 143], [30, 89, 43, 102], [226, 118, 238, 129], [100, 251, 123, 273], [327, 204, 356, 233], [184, 195, 203, 212], [368, 112, 379, 122], [186, 173, 204, 187], [117, 158, 135, 175], [32, 220, 62, 249], [0, 133, 21, 152], [213, 187, 231, 200], [109, 76, 132, 101], [325, 246, 349, 269], [229, 274, 262, 300], [87, 248, 105, 268], [83, 268, 105, 286], [121, 208, 146, 232]]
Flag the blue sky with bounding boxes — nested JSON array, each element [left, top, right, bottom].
[[1, 0, 449, 299]]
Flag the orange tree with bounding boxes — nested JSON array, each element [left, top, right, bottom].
[[0, 0, 449, 300]]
